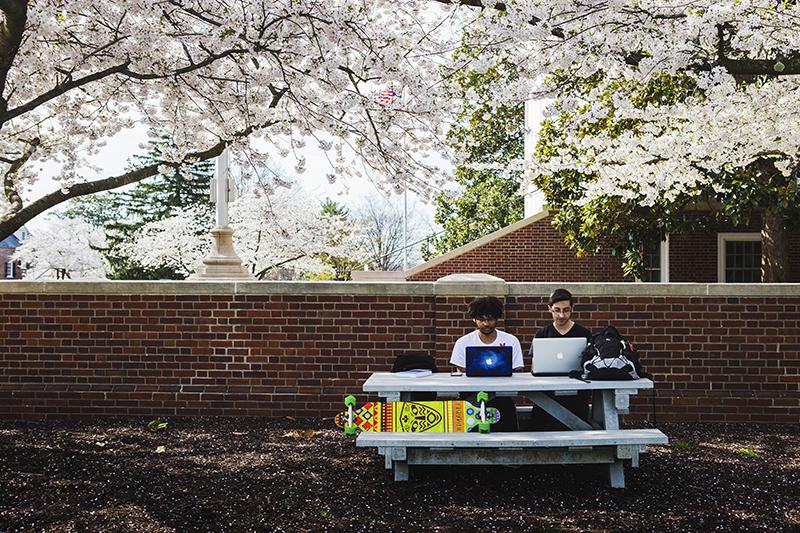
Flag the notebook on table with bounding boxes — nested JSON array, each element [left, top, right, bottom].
[[531, 337, 588, 376], [465, 346, 513, 377]]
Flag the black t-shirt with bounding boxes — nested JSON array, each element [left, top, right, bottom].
[[530, 323, 592, 355]]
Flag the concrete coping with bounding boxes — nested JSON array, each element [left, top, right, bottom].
[[1, 280, 800, 297]]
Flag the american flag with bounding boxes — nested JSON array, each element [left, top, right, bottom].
[[378, 85, 399, 104]]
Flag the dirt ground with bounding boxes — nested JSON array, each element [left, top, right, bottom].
[[1, 417, 797, 532]]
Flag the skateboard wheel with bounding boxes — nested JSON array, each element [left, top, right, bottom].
[[344, 395, 357, 407], [478, 422, 491, 434], [476, 391, 489, 403], [344, 425, 357, 436]]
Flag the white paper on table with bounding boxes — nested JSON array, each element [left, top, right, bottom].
[[392, 369, 433, 378]]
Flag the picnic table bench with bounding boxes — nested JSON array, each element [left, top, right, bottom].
[[356, 373, 668, 488]]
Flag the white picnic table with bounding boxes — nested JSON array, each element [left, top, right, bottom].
[[356, 372, 667, 487]]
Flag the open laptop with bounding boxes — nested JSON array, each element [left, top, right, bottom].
[[465, 346, 513, 377], [531, 338, 588, 376]]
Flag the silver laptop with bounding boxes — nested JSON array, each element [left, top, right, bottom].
[[531, 338, 588, 376]]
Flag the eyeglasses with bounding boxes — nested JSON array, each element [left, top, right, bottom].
[[550, 307, 572, 315]]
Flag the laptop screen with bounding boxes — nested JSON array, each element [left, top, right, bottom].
[[465, 346, 513, 377], [531, 337, 587, 376]]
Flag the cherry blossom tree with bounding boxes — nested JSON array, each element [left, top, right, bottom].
[[4, 1, 800, 280], [118, 188, 367, 279], [0, 0, 459, 240], [449, 1, 800, 281], [12, 217, 107, 279]]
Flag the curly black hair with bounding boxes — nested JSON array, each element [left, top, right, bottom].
[[467, 296, 504, 320]]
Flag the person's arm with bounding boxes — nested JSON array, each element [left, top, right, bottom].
[[449, 336, 466, 373], [530, 326, 547, 370], [511, 336, 524, 372]]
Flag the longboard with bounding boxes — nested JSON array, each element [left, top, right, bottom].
[[334, 399, 500, 433]]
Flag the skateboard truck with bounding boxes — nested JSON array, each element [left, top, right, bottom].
[[344, 395, 358, 436], [476, 391, 491, 433]]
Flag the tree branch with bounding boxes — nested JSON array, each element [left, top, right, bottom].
[[0, 113, 280, 240], [2, 47, 248, 124], [253, 253, 307, 279], [3, 135, 38, 214], [0, 0, 27, 117]]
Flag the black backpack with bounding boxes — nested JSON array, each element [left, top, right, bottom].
[[580, 326, 643, 380], [391, 352, 437, 372]]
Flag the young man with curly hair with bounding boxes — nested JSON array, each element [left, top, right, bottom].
[[450, 296, 523, 432], [450, 296, 524, 372]]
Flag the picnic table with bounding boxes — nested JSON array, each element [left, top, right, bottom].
[[356, 372, 667, 488]]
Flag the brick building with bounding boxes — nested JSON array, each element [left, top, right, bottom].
[[0, 227, 31, 281], [403, 210, 800, 283]]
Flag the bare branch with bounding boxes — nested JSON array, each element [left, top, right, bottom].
[[0, 102, 282, 240]]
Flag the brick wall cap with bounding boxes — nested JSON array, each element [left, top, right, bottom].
[[0, 280, 434, 296], [237, 281, 433, 296], [2, 280, 800, 297], [350, 271, 407, 281], [508, 282, 800, 297], [436, 273, 505, 282], [433, 274, 508, 296]]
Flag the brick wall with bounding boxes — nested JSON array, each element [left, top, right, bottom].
[[670, 215, 800, 282], [1, 282, 798, 423]]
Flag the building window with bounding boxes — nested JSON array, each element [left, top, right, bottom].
[[4, 262, 14, 279], [639, 236, 669, 283], [717, 233, 761, 282], [642, 245, 661, 282]]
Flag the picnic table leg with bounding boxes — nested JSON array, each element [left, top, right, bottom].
[[386, 446, 409, 481], [609, 460, 625, 488], [591, 390, 620, 430], [394, 461, 409, 481]]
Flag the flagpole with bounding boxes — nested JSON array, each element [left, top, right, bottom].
[[403, 181, 408, 271]]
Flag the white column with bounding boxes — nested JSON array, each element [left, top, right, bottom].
[[192, 147, 253, 280], [215, 148, 230, 227]]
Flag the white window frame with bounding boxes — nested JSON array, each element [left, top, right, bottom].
[[4, 261, 14, 279], [636, 235, 670, 283], [717, 232, 761, 283]]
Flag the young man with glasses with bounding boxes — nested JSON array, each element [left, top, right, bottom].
[[530, 288, 592, 428], [532, 288, 592, 343]]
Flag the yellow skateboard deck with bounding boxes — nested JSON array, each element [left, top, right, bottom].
[[334, 400, 500, 433]]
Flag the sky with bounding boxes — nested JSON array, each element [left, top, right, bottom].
[[23, 125, 445, 268], [25, 125, 443, 231]]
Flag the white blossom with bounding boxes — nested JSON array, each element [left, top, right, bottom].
[[3, 0, 800, 234], [119, 188, 367, 278], [12, 218, 108, 279]]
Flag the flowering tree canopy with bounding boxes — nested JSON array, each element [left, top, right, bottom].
[[3, 1, 799, 279], [0, 0, 460, 239], [119, 189, 366, 278], [12, 217, 107, 279], [453, 1, 800, 280]]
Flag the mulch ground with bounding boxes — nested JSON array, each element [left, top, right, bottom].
[[1, 417, 797, 533]]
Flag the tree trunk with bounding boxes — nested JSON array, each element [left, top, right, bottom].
[[761, 208, 790, 282]]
